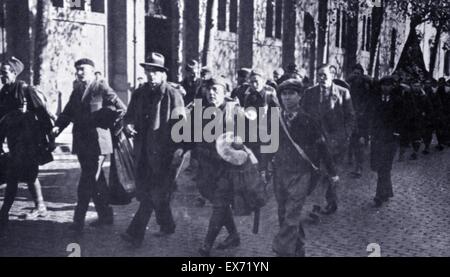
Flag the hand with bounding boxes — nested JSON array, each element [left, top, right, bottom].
[[359, 137, 366, 145], [51, 127, 61, 138], [172, 148, 185, 167], [331, 176, 340, 184], [124, 125, 138, 138], [260, 170, 268, 184]]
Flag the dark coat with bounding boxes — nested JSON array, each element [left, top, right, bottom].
[[123, 82, 185, 195], [301, 84, 356, 157], [368, 88, 402, 172], [55, 79, 127, 156], [0, 81, 54, 166]]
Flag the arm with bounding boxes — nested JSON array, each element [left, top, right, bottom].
[[54, 91, 76, 133], [342, 89, 357, 138], [102, 82, 127, 113]]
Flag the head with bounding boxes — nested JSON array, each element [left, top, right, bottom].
[[205, 78, 227, 107], [438, 77, 446, 87], [278, 80, 304, 110], [352, 64, 365, 77], [250, 70, 266, 92], [95, 71, 102, 80], [273, 68, 285, 81], [137, 77, 145, 85], [329, 65, 338, 80], [185, 60, 200, 81], [237, 68, 251, 85], [201, 67, 213, 81], [317, 65, 333, 88], [144, 66, 167, 88], [1, 57, 24, 85], [75, 59, 96, 83], [380, 76, 395, 94]]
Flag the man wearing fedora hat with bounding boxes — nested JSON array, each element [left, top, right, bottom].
[[120, 52, 186, 247], [52, 58, 127, 235], [0, 56, 54, 236]]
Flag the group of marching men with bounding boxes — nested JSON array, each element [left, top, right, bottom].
[[1, 52, 450, 257]]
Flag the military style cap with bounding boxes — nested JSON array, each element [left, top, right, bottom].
[[204, 76, 228, 89], [3, 56, 25, 75], [278, 79, 304, 94], [75, 58, 95, 68], [250, 69, 264, 78], [237, 68, 251, 78]]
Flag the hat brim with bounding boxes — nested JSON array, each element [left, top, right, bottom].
[[140, 63, 168, 72]]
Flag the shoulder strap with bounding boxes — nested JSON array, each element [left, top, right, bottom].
[[279, 113, 319, 171]]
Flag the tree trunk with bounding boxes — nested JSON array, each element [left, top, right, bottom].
[[33, 0, 50, 86], [202, 0, 214, 66], [429, 26, 442, 77]]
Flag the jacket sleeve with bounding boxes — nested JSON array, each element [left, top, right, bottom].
[[342, 89, 357, 137], [308, 117, 337, 177], [55, 90, 76, 132], [123, 91, 138, 127], [102, 82, 127, 112]]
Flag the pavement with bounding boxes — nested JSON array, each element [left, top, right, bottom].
[[1, 141, 450, 257]]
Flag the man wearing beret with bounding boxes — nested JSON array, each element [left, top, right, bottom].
[[301, 64, 356, 215], [0, 57, 54, 236], [52, 58, 127, 235], [120, 52, 186, 247]]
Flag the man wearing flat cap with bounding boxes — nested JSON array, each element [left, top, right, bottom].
[[270, 79, 338, 256], [181, 59, 201, 105], [120, 52, 186, 247], [0, 57, 54, 236], [52, 58, 127, 235]]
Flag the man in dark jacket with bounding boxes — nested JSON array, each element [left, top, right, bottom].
[[369, 76, 403, 207], [0, 57, 53, 236], [181, 59, 201, 105], [120, 53, 186, 247], [301, 64, 356, 215], [52, 58, 127, 235], [271, 79, 338, 256]]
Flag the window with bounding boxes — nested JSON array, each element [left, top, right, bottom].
[[51, 0, 64, 8], [390, 28, 397, 68], [265, 0, 274, 37], [362, 16, 366, 51], [229, 0, 238, 33], [218, 0, 227, 31], [444, 50, 450, 76], [70, 0, 86, 10], [335, 9, 341, 47], [275, 0, 283, 39], [91, 0, 105, 13]]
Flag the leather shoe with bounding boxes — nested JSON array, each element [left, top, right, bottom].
[[153, 227, 175, 237], [120, 233, 143, 248], [216, 235, 240, 250], [198, 245, 212, 257]]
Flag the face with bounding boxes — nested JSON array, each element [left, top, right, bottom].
[[329, 67, 337, 79], [317, 67, 333, 88], [250, 75, 265, 92], [237, 75, 248, 85], [206, 84, 226, 107], [186, 68, 199, 81], [201, 71, 212, 81], [0, 65, 16, 85], [281, 89, 301, 110], [145, 67, 166, 88], [76, 64, 95, 83], [273, 71, 280, 81]]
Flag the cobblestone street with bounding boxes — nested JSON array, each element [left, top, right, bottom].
[[1, 142, 450, 257]]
